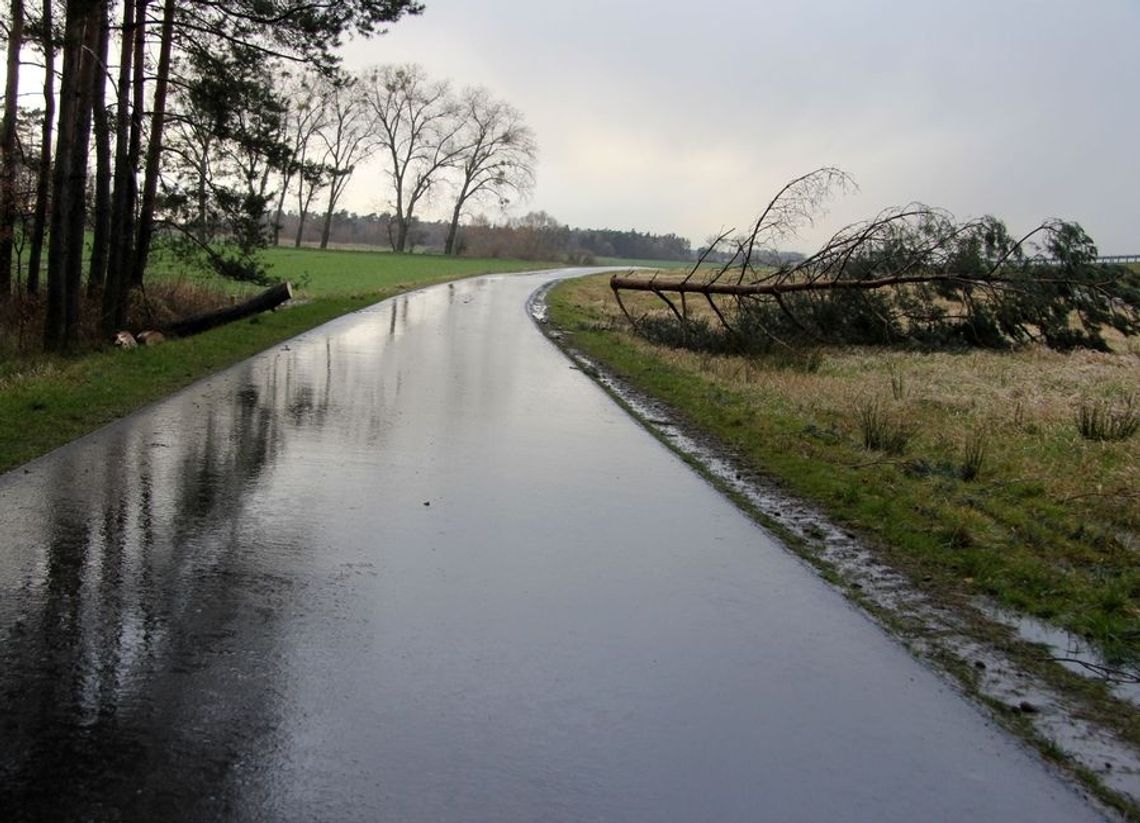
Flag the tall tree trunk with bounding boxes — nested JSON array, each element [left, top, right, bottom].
[[294, 182, 321, 249], [61, 2, 101, 349], [120, 0, 146, 285], [195, 134, 210, 244], [44, 1, 88, 350], [26, 0, 54, 296], [294, 179, 320, 248], [86, 2, 111, 297], [0, 0, 25, 300], [272, 171, 291, 245], [319, 191, 336, 249], [396, 216, 409, 253], [392, 184, 406, 252], [444, 197, 464, 256], [101, 0, 136, 334], [293, 210, 306, 247], [130, 0, 173, 287]]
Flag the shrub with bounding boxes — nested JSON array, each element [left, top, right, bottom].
[[1076, 395, 1138, 442], [857, 399, 911, 454], [766, 347, 824, 373], [890, 370, 906, 401], [959, 430, 986, 481]]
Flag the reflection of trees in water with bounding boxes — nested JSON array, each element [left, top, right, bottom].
[[0, 345, 362, 820]]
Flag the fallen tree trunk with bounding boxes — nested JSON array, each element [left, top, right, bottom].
[[608, 169, 1140, 351], [610, 271, 975, 297], [164, 281, 293, 338]]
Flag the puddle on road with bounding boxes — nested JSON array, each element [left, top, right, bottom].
[[530, 283, 1140, 809]]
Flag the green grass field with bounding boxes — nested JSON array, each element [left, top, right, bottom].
[[265, 247, 551, 295], [148, 245, 553, 298]]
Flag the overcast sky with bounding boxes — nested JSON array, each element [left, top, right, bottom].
[[338, 0, 1139, 254]]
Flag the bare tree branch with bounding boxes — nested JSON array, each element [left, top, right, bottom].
[[611, 170, 1140, 352]]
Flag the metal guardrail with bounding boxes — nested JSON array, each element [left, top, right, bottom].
[[1024, 255, 1140, 266]]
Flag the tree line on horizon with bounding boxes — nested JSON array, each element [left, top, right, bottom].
[[278, 208, 694, 262]]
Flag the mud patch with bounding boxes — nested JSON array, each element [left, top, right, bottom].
[[975, 603, 1140, 708]]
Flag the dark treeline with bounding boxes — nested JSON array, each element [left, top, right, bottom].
[[0, 0, 423, 352], [560, 225, 692, 262], [695, 246, 805, 266], [278, 209, 695, 262]]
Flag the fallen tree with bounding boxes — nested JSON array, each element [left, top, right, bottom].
[[611, 169, 1140, 351], [162, 280, 293, 338]]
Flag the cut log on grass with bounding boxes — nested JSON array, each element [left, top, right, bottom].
[[164, 281, 293, 338], [112, 329, 168, 348], [113, 330, 137, 349]]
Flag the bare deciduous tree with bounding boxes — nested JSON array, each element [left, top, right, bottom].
[[314, 73, 374, 249], [444, 87, 536, 256], [269, 70, 324, 245], [363, 63, 464, 253]]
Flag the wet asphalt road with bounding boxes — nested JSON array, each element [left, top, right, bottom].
[[0, 270, 1109, 821]]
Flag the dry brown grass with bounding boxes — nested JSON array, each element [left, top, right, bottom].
[[133, 279, 235, 329], [0, 280, 233, 366], [573, 274, 1140, 532]]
